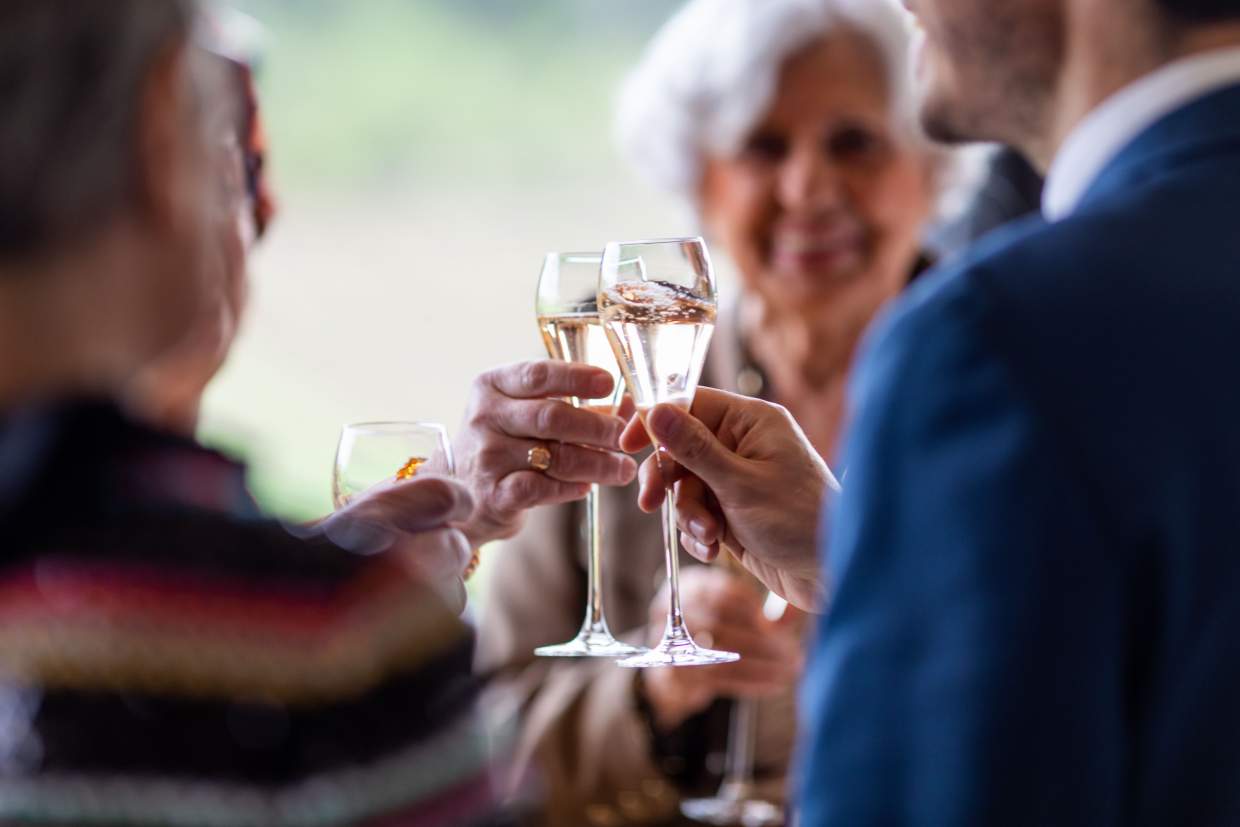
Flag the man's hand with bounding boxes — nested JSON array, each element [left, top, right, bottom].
[[621, 388, 839, 611], [456, 360, 637, 546], [321, 474, 476, 612], [640, 567, 804, 731]]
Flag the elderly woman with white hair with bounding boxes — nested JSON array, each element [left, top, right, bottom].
[[478, 1, 966, 824]]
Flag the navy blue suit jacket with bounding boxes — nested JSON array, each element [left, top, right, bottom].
[[799, 83, 1240, 825]]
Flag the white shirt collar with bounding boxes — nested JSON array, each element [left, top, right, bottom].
[[1043, 47, 1240, 221]]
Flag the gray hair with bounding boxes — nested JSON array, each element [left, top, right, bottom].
[[616, 0, 977, 219], [0, 0, 197, 259]]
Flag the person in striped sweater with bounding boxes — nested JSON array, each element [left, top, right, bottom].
[[0, 2, 632, 825]]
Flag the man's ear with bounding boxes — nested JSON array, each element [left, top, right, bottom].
[[133, 38, 199, 236]]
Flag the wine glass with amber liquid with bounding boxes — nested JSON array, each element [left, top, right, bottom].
[[332, 421, 455, 509]]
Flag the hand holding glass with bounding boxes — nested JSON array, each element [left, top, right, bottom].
[[333, 421, 456, 509]]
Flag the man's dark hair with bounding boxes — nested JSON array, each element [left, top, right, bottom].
[[1156, 0, 1240, 24], [0, 0, 195, 259]]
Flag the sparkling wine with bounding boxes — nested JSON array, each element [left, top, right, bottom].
[[537, 312, 624, 408], [599, 281, 716, 422]]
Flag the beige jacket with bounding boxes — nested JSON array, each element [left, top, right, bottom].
[[476, 327, 801, 827]]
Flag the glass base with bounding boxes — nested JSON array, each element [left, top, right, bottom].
[[681, 796, 783, 826], [616, 630, 739, 668], [534, 626, 647, 658]]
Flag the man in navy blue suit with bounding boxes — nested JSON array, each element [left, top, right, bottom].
[[619, 0, 1240, 822]]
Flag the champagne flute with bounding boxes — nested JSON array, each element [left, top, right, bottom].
[[599, 237, 739, 668], [533, 252, 646, 658], [333, 421, 455, 509], [681, 588, 789, 825]]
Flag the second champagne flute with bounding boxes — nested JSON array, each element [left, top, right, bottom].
[[599, 237, 740, 668], [532, 252, 646, 658]]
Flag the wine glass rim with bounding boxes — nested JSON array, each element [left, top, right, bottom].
[[340, 420, 449, 435], [603, 236, 705, 248], [546, 251, 601, 262]]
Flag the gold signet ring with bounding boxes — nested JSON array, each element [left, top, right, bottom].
[[527, 444, 553, 472]]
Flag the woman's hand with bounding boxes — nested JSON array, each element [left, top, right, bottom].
[[456, 360, 637, 546], [640, 567, 804, 731], [622, 387, 839, 611]]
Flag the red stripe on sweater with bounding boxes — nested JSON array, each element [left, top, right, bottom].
[[0, 555, 416, 636]]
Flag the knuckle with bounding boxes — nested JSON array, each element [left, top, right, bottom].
[[493, 479, 520, 513], [501, 473, 543, 510], [521, 360, 551, 393], [534, 400, 566, 436], [475, 371, 506, 403], [493, 488, 519, 516], [465, 402, 493, 431], [768, 401, 794, 424]]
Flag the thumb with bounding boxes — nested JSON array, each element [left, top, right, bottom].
[[646, 403, 739, 486], [347, 476, 474, 534]]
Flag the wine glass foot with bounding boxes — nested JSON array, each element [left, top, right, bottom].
[[534, 628, 647, 658], [616, 632, 739, 668], [681, 796, 783, 826]]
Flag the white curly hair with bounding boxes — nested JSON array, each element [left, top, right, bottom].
[[615, 0, 979, 220]]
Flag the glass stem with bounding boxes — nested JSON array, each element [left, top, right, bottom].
[[661, 483, 688, 642], [583, 482, 606, 630], [721, 697, 757, 800]]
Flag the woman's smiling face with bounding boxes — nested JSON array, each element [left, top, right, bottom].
[[699, 30, 934, 311]]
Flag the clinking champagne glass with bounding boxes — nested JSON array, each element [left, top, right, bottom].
[[599, 237, 740, 668], [333, 421, 455, 510], [532, 253, 646, 658]]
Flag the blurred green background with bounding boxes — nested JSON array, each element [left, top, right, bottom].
[[200, 1, 688, 531], [225, 0, 675, 192]]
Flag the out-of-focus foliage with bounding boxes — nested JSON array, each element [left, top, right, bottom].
[[228, 0, 671, 191]]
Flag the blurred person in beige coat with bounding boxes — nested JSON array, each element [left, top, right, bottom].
[[477, 0, 973, 823]]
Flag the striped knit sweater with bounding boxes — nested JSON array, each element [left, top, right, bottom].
[[0, 401, 507, 827]]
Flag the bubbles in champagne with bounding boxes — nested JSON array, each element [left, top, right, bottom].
[[600, 281, 717, 326], [599, 280, 715, 414]]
